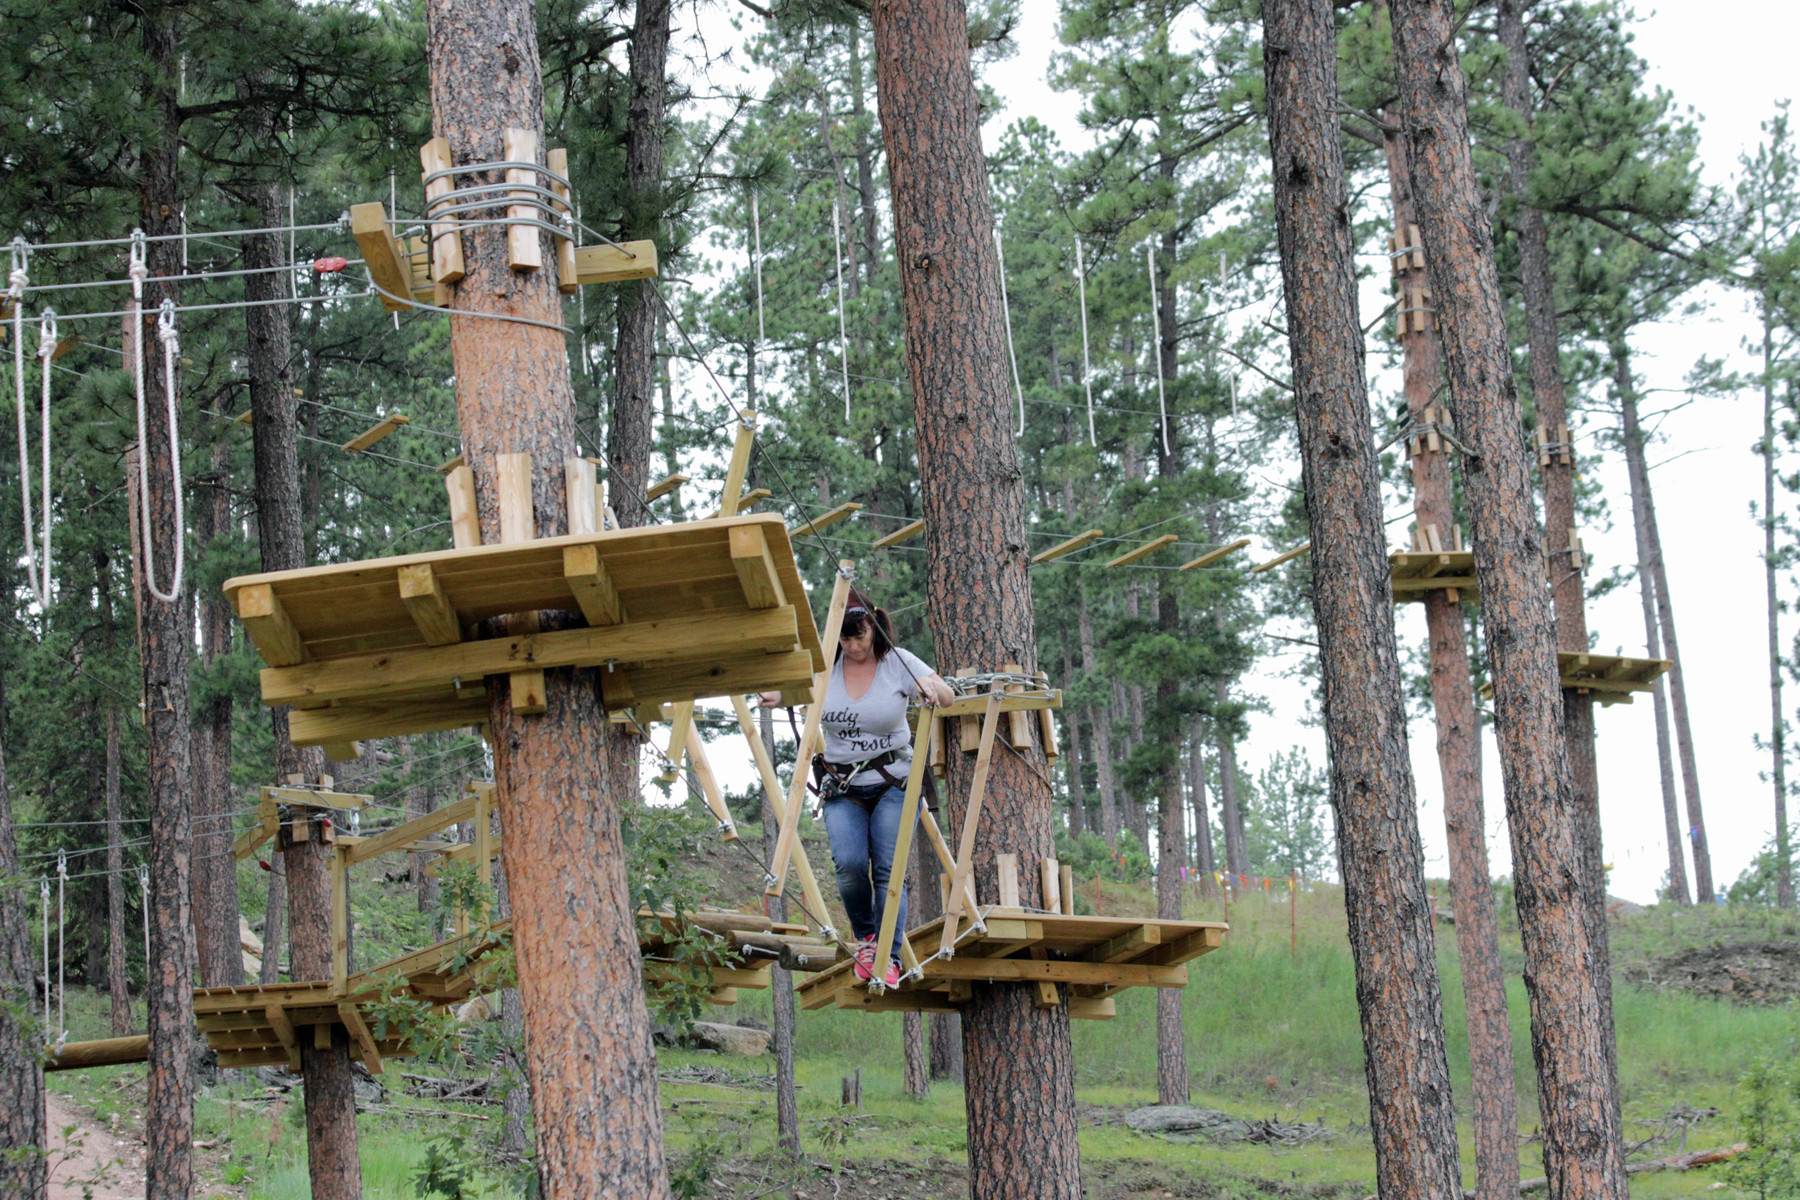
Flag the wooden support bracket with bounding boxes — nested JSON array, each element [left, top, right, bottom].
[[729, 525, 787, 610], [397, 564, 462, 646], [546, 147, 578, 292], [444, 464, 481, 550], [573, 241, 659, 285], [419, 137, 465, 285], [503, 128, 542, 272], [349, 202, 416, 313], [234, 584, 306, 667]]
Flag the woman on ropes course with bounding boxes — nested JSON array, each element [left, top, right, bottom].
[[763, 591, 954, 988]]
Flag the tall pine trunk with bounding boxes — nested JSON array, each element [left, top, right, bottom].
[[1391, 1, 1627, 1193], [1078, 590, 1119, 850], [1497, 0, 1616, 1086], [1378, 53, 1520, 1200], [192, 446, 242, 988], [136, 8, 196, 1194], [96, 550, 135, 1035], [1761, 322, 1795, 908], [0, 730, 45, 1197], [1615, 343, 1690, 904], [425, 4, 666, 1194], [1187, 725, 1217, 890], [1261, 5, 1463, 1195], [871, 3, 1079, 1193], [760, 707, 800, 1155]]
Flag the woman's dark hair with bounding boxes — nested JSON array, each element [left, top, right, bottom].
[[835, 589, 895, 662]]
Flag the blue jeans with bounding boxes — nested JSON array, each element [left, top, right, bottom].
[[822, 783, 915, 962]]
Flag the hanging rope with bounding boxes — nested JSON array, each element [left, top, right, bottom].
[[751, 194, 766, 347], [138, 863, 150, 981], [994, 228, 1026, 438], [1146, 243, 1171, 457], [38, 876, 49, 1019], [1074, 238, 1097, 447], [55, 849, 67, 1038], [129, 265, 185, 602], [831, 199, 852, 422], [10, 241, 53, 607]]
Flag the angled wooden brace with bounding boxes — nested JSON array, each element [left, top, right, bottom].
[[683, 720, 738, 841], [871, 705, 936, 983], [764, 563, 854, 901], [938, 690, 1004, 958], [730, 694, 832, 939]]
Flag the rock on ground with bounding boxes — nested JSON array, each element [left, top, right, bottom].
[[689, 1022, 771, 1056]]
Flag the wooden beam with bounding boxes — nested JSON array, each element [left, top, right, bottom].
[[684, 723, 738, 840], [344, 795, 477, 866], [1089, 924, 1161, 964], [924, 957, 1187, 988], [260, 608, 800, 708], [1031, 529, 1104, 565], [790, 502, 861, 537], [496, 453, 535, 543], [562, 543, 626, 627], [545, 147, 578, 293], [397, 564, 462, 646], [564, 457, 599, 537], [873, 519, 925, 549], [419, 137, 465, 284], [233, 583, 306, 667], [341, 412, 409, 454], [289, 695, 489, 747], [259, 785, 372, 811], [232, 797, 279, 861], [331, 847, 349, 994], [719, 414, 758, 518], [995, 853, 1021, 909], [1040, 857, 1063, 915], [337, 1001, 384, 1073], [1179, 537, 1253, 572], [1067, 997, 1117, 1020], [503, 128, 541, 272], [444, 464, 481, 549], [1104, 534, 1178, 568], [601, 648, 816, 712], [349, 202, 414, 313], [729, 525, 787, 610], [1251, 542, 1313, 573], [731, 695, 833, 938], [573, 240, 659, 285], [659, 701, 696, 784], [939, 691, 1004, 957], [645, 472, 689, 502], [265, 1004, 302, 1072]]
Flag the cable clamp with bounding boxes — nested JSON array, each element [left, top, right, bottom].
[[127, 230, 148, 296], [8, 236, 28, 297], [55, 849, 67, 880], [36, 308, 57, 357]]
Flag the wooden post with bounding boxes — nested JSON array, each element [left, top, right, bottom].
[[939, 691, 1003, 957], [683, 723, 738, 842], [331, 841, 348, 994], [545, 148, 578, 294], [871, 707, 936, 974], [730, 695, 830, 932], [503, 128, 541, 272], [419, 137, 465, 285], [1040, 858, 1062, 915], [764, 564, 854, 900], [718, 413, 758, 518]]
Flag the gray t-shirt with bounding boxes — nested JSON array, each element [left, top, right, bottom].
[[819, 647, 935, 786]]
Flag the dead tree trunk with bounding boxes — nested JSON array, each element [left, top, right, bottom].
[[1391, 0, 1628, 1194], [1378, 62, 1521, 1200], [1261, 5, 1463, 1196], [426, 5, 667, 1193], [136, 8, 196, 1193], [1497, 0, 1617, 1085], [871, 1, 1078, 1192], [0, 730, 45, 1198], [1614, 343, 1690, 904]]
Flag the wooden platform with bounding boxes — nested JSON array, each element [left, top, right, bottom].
[[1556, 651, 1671, 706], [222, 513, 824, 749], [1389, 548, 1477, 603], [794, 912, 1226, 1020]]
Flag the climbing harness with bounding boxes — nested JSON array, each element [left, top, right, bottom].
[[1146, 243, 1171, 457], [9, 238, 54, 608], [995, 228, 1026, 438], [1074, 238, 1097, 446], [127, 234, 186, 602]]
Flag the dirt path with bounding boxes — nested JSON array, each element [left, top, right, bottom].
[[45, 1090, 146, 1200]]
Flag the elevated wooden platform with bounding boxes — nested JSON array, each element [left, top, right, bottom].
[[1389, 548, 1477, 603], [795, 912, 1226, 1020], [223, 513, 824, 750], [1557, 651, 1671, 706]]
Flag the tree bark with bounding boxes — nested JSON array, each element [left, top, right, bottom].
[[871, 2, 1078, 1193], [191, 447, 242, 989], [1497, 0, 1616, 1089], [1213, 674, 1248, 876], [1762, 323, 1792, 908], [1061, 632, 1087, 838], [1391, 1, 1627, 1194], [1187, 725, 1216, 888], [1262, 5, 1464, 1196], [1378, 62, 1521, 1200], [1614, 344, 1690, 905], [95, 550, 135, 1037], [1078, 591, 1119, 851], [759, 706, 800, 1156], [0, 729, 46, 1198], [136, 8, 196, 1194], [425, 4, 667, 1195]]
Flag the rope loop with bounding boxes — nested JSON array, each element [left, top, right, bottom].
[[35, 308, 57, 356], [135, 297, 186, 603], [56, 848, 67, 880], [127, 230, 148, 297], [7, 237, 28, 297]]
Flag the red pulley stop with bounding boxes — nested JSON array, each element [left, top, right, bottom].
[[313, 256, 349, 274]]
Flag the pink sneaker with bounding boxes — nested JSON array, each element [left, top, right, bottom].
[[883, 959, 901, 989], [851, 938, 878, 982]]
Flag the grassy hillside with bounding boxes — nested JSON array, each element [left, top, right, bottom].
[[40, 825, 1800, 1198]]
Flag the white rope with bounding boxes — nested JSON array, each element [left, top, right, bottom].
[[831, 199, 852, 421], [1146, 243, 1170, 457], [1074, 239, 1096, 447], [138, 864, 150, 981], [38, 877, 49, 1019], [995, 229, 1025, 438], [751, 194, 766, 347], [129, 259, 185, 602], [10, 240, 52, 607], [55, 849, 67, 1037]]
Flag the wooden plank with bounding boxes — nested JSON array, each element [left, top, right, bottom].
[[939, 691, 1004, 957], [573, 240, 659, 285], [337, 1001, 384, 1073], [234, 583, 307, 667], [565, 457, 599, 537], [265, 1004, 302, 1072], [604, 648, 816, 712], [422, 831, 504, 878], [545, 147, 578, 293], [645, 472, 689, 502], [1179, 537, 1253, 571], [1251, 542, 1312, 573], [397, 564, 462, 646], [290, 695, 488, 747], [790, 502, 861, 537], [1002, 661, 1034, 747], [1088, 924, 1161, 964], [1059, 863, 1074, 918], [1040, 858, 1062, 915], [344, 796, 477, 866], [331, 847, 348, 993], [1143, 926, 1228, 967], [924, 957, 1187, 988], [872, 707, 937, 967], [349, 202, 413, 313], [928, 691, 1061, 720], [232, 797, 279, 861], [1031, 529, 1104, 565], [503, 128, 541, 271], [730, 694, 833, 936], [996, 854, 1021, 909], [873, 519, 925, 549], [729, 525, 786, 610], [445, 464, 481, 550], [562, 543, 626, 627], [259, 786, 373, 811], [496, 453, 535, 543], [1068, 997, 1117, 1020], [1103, 533, 1177, 568], [341, 413, 410, 454], [718, 414, 758, 518], [419, 137, 465, 284]]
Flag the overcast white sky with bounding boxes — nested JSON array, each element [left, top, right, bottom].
[[689, 3, 1796, 905]]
